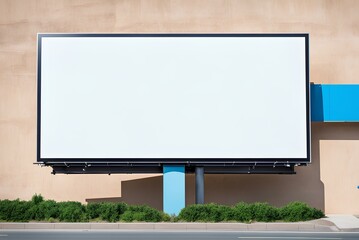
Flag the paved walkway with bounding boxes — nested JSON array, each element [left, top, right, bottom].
[[1, 216, 359, 232], [0, 221, 337, 232], [326, 215, 359, 230]]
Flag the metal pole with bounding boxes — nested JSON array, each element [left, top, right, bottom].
[[195, 167, 204, 204]]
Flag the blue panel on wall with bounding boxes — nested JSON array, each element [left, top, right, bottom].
[[311, 84, 359, 122], [163, 166, 185, 216], [311, 84, 324, 121]]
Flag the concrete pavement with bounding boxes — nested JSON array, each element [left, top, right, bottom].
[[326, 215, 359, 231], [2, 216, 359, 232], [0, 220, 339, 232]]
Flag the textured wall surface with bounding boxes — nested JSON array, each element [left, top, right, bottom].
[[0, 0, 358, 214]]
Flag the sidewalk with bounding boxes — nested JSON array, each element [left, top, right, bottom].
[[325, 215, 359, 232], [0, 219, 341, 232]]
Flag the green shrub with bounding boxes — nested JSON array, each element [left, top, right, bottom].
[[217, 205, 234, 222], [47, 217, 57, 223], [86, 203, 102, 219], [280, 202, 324, 222], [0, 199, 34, 222], [251, 202, 279, 222], [162, 213, 172, 222], [232, 202, 253, 222], [25, 204, 40, 221], [178, 203, 232, 222], [26, 199, 60, 221], [0, 200, 13, 221], [58, 201, 87, 222], [178, 204, 208, 222], [0, 195, 325, 223], [179, 202, 280, 223], [43, 200, 60, 219], [31, 194, 44, 205], [38, 200, 60, 220], [97, 203, 127, 222], [121, 205, 164, 222]]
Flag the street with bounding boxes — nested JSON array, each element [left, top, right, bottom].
[[1, 231, 359, 240]]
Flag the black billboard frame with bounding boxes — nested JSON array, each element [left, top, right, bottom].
[[37, 33, 310, 173]]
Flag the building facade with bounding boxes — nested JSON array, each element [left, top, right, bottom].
[[0, 0, 358, 214]]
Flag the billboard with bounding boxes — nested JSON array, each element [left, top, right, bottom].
[[37, 34, 310, 172]]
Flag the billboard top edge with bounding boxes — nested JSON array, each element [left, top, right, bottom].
[[37, 33, 309, 38]]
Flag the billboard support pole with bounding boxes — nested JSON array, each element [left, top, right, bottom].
[[195, 167, 204, 204]]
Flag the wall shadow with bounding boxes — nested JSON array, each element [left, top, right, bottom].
[[86, 175, 163, 210], [185, 122, 325, 210], [86, 123, 359, 211]]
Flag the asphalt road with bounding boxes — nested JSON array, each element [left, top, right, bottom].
[[1, 231, 359, 240]]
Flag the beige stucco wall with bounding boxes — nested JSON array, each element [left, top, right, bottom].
[[0, 0, 358, 214]]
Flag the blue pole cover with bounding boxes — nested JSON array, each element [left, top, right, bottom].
[[163, 166, 185, 216]]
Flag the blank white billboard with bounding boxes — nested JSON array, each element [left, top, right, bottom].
[[38, 34, 309, 162]]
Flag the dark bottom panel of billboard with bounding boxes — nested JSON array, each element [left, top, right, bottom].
[[49, 165, 295, 174]]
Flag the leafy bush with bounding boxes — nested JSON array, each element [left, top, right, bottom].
[[251, 202, 279, 222], [97, 203, 127, 222], [177, 204, 208, 222], [26, 199, 59, 221], [232, 202, 253, 222], [0, 200, 14, 221], [0, 199, 33, 222], [41, 200, 60, 220], [58, 201, 87, 222], [0, 195, 60, 222], [121, 205, 165, 222], [279, 202, 324, 222], [86, 203, 102, 219], [0, 195, 324, 223], [178, 203, 232, 222], [31, 194, 44, 205], [178, 202, 322, 223]]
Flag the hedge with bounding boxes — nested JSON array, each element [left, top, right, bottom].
[[0, 194, 324, 222], [178, 202, 324, 222], [175, 203, 233, 222]]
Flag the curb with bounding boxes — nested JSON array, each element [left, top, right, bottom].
[[0, 222, 339, 231]]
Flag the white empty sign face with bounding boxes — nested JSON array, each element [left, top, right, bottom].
[[39, 34, 309, 161]]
